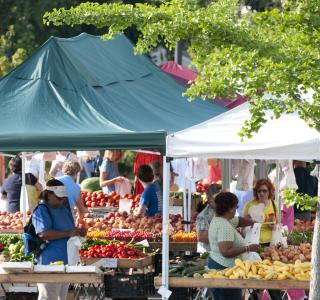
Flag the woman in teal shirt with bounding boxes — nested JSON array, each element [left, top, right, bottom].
[[208, 192, 259, 300]]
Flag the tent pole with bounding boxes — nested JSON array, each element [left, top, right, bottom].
[[275, 161, 281, 223], [21, 152, 27, 225], [161, 156, 170, 300], [183, 189, 187, 232], [187, 181, 191, 233]]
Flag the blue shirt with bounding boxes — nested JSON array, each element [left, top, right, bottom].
[[32, 204, 75, 265], [139, 183, 160, 217], [56, 175, 81, 210], [1, 173, 37, 213], [100, 159, 119, 193]]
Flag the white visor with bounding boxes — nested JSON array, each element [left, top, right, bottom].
[[46, 186, 67, 198]]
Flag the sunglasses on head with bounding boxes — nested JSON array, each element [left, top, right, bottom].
[[257, 189, 268, 193]]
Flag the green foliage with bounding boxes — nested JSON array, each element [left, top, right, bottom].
[[118, 151, 135, 180], [282, 188, 318, 211], [44, 0, 320, 138], [0, 26, 27, 78], [285, 230, 313, 245]]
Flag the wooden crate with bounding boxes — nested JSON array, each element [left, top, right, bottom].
[[149, 242, 197, 252], [81, 254, 154, 269]]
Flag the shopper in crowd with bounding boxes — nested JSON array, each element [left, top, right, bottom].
[[243, 178, 278, 245], [133, 151, 162, 194], [49, 151, 78, 178], [56, 161, 87, 221], [32, 179, 85, 300], [134, 164, 161, 217], [150, 161, 163, 211], [293, 160, 317, 220], [1, 156, 42, 213], [208, 192, 259, 300], [197, 185, 254, 253], [196, 184, 222, 253], [100, 150, 125, 194]]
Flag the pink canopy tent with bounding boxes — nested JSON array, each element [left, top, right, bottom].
[[160, 61, 247, 108]]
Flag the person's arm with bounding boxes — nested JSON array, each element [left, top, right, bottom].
[[238, 216, 254, 227], [100, 171, 122, 187], [49, 161, 62, 177], [1, 182, 7, 199], [75, 193, 87, 219], [197, 230, 209, 243], [34, 182, 43, 192], [218, 242, 258, 258], [38, 228, 79, 241], [134, 204, 147, 216]]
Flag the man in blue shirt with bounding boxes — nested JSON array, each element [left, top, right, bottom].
[[134, 165, 161, 217]]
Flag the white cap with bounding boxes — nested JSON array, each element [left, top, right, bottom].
[[45, 185, 67, 198]]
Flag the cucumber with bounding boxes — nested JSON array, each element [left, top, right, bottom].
[[182, 265, 205, 276], [185, 266, 205, 277]]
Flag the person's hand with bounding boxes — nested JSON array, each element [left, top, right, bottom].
[[115, 176, 125, 183], [248, 244, 260, 252], [245, 215, 255, 227], [68, 228, 79, 237], [77, 228, 87, 237]]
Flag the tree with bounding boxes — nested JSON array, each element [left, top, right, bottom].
[[0, 26, 26, 78], [44, 0, 320, 297]]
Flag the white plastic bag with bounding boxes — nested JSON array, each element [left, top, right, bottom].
[[115, 178, 132, 196], [67, 236, 82, 265], [270, 224, 287, 246], [0, 192, 8, 212], [244, 223, 262, 245], [241, 251, 262, 261], [19, 186, 29, 213]]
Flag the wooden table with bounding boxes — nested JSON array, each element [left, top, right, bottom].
[[0, 273, 103, 284], [154, 277, 310, 290], [149, 242, 197, 252]]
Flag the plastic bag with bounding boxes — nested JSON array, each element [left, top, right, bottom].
[[67, 236, 82, 265], [26, 185, 40, 212], [244, 223, 262, 245], [19, 186, 30, 213], [0, 193, 8, 212], [115, 178, 132, 195], [241, 251, 262, 261], [270, 224, 287, 246]]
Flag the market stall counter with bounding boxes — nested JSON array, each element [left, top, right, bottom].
[[154, 276, 310, 290], [0, 272, 102, 284]]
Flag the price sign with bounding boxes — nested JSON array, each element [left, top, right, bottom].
[[103, 258, 118, 268], [169, 206, 183, 216], [135, 239, 150, 247]]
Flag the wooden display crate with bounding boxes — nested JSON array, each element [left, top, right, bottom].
[[0, 229, 23, 234], [81, 254, 154, 269], [149, 242, 197, 252]]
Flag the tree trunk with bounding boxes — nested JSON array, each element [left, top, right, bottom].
[[309, 173, 320, 299]]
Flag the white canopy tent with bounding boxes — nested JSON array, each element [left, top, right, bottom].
[[166, 102, 320, 160], [160, 103, 320, 299]]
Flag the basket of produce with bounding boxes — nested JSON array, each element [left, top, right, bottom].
[[80, 239, 154, 269], [104, 271, 155, 298], [202, 258, 310, 281], [260, 243, 311, 263]]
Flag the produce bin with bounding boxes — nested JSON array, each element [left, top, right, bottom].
[[6, 292, 38, 300], [104, 272, 155, 298]]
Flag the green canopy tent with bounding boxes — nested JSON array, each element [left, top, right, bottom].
[[0, 33, 226, 152]]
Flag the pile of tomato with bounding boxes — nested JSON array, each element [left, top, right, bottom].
[[80, 241, 145, 259], [82, 191, 120, 208]]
